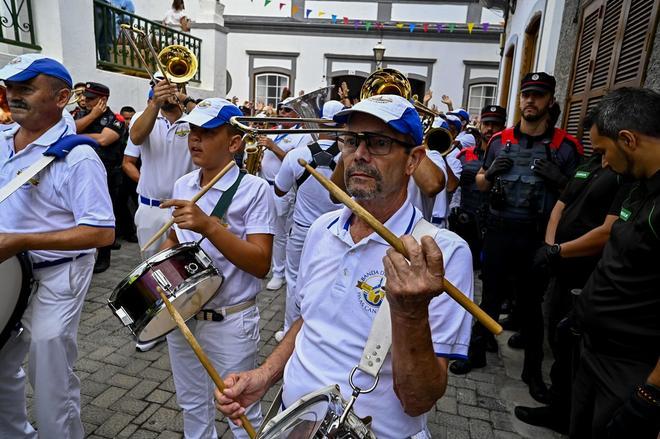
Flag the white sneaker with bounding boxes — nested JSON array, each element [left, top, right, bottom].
[[136, 337, 165, 352], [274, 330, 285, 343], [266, 276, 285, 290]]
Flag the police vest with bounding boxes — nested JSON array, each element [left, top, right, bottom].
[[457, 146, 488, 215], [491, 127, 573, 221]]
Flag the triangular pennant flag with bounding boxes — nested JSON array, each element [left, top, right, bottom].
[[331, 14, 337, 24], [467, 22, 474, 34], [279, 3, 285, 10], [396, 22, 404, 29], [482, 22, 490, 32], [448, 23, 456, 32], [436, 23, 444, 32], [318, 11, 325, 17], [354, 20, 361, 29], [343, 16, 349, 25], [264, 0, 271, 6], [292, 5, 299, 15], [365, 21, 372, 31], [306, 8, 311, 18], [423, 23, 429, 32], [409, 23, 416, 32]]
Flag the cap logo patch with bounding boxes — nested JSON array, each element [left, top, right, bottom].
[[532, 74, 539, 80], [368, 96, 393, 104], [490, 107, 496, 112], [197, 100, 212, 108], [9, 56, 22, 65]]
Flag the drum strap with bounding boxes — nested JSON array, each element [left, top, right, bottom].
[[210, 170, 246, 221], [357, 219, 439, 378]]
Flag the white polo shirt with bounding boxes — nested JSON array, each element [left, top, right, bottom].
[[0, 118, 114, 263], [274, 139, 341, 227], [125, 111, 195, 200], [260, 128, 313, 182], [282, 200, 473, 438], [407, 149, 445, 220], [431, 150, 463, 221], [171, 166, 275, 308]]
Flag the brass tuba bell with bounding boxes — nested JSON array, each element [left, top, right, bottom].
[[157, 44, 198, 84]]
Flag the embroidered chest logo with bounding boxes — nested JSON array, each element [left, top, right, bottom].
[[175, 128, 190, 137], [355, 270, 386, 314]]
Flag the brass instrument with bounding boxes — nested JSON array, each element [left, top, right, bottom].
[[243, 139, 265, 175], [67, 86, 85, 106], [426, 117, 456, 156], [359, 68, 440, 135]]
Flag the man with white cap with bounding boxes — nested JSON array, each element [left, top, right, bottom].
[[216, 94, 473, 438], [0, 54, 114, 438], [159, 98, 274, 438], [272, 100, 344, 341], [258, 97, 313, 291]]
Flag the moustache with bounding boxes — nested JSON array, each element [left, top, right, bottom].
[[9, 100, 28, 110], [347, 163, 381, 180]]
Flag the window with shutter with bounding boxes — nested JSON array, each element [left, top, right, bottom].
[[563, 0, 659, 155]]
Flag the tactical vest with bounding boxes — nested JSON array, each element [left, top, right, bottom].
[[490, 128, 568, 221], [457, 146, 489, 215]]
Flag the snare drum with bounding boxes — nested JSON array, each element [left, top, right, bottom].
[[259, 385, 376, 439], [108, 242, 223, 343], [0, 253, 33, 349]]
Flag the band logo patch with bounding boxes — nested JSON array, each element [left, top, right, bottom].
[[175, 128, 190, 137], [575, 171, 590, 179], [355, 270, 386, 314], [620, 207, 631, 221]]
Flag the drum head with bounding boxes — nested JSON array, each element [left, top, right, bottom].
[[137, 273, 223, 342], [0, 255, 32, 349], [260, 395, 332, 439]]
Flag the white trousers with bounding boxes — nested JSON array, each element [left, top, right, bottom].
[[283, 221, 309, 332], [135, 202, 172, 259], [167, 307, 263, 438], [271, 187, 294, 279], [0, 255, 94, 439]]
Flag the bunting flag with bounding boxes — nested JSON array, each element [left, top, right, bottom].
[[318, 11, 325, 17], [279, 2, 285, 10], [448, 23, 456, 32], [331, 14, 337, 24], [376, 21, 384, 30], [436, 23, 444, 32], [291, 5, 299, 15], [395, 22, 404, 29], [423, 23, 429, 32], [467, 22, 474, 34], [365, 21, 372, 31], [409, 23, 416, 32], [264, 0, 271, 6], [306, 9, 311, 18], [354, 20, 361, 29], [482, 22, 490, 32], [343, 16, 349, 25]]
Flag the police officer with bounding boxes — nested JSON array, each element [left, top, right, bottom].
[[449, 105, 506, 268], [74, 82, 126, 273], [571, 88, 660, 439], [469, 73, 582, 402]]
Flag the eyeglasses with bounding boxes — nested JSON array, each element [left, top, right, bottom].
[[338, 131, 416, 156]]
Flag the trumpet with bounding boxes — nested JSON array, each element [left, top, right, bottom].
[[244, 138, 266, 175], [425, 117, 455, 156], [67, 86, 85, 106]]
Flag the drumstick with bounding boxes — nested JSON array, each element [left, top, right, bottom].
[[156, 287, 257, 439], [297, 158, 503, 335], [141, 161, 236, 252]]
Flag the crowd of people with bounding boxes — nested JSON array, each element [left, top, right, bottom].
[[0, 51, 657, 439]]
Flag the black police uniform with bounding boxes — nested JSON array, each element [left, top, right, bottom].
[[477, 123, 581, 382], [571, 170, 660, 439]]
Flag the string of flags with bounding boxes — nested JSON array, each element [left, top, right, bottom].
[[251, 0, 496, 34]]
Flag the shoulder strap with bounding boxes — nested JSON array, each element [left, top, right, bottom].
[[501, 127, 517, 145], [550, 128, 584, 156], [210, 170, 246, 221], [295, 141, 339, 187]]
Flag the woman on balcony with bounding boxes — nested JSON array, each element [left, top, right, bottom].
[[163, 0, 191, 32]]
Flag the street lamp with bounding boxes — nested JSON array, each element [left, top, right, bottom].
[[373, 41, 385, 70]]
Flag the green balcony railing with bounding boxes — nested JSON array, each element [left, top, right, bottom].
[[0, 0, 40, 49], [93, 1, 201, 83]]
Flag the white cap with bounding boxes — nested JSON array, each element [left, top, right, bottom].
[[322, 100, 344, 121], [176, 98, 243, 128]]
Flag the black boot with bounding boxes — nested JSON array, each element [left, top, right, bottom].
[[94, 247, 111, 273], [507, 331, 524, 349], [450, 339, 487, 374], [522, 373, 550, 404], [514, 405, 569, 434]]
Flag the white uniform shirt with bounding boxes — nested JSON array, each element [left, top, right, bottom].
[[282, 201, 473, 438], [274, 139, 341, 227], [259, 128, 313, 182], [407, 149, 445, 220], [125, 111, 194, 200], [171, 166, 275, 308], [0, 118, 114, 263], [431, 150, 463, 220]]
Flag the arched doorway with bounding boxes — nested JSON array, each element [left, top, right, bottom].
[[331, 74, 368, 104]]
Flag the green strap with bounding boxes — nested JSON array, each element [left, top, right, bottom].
[[210, 170, 246, 221]]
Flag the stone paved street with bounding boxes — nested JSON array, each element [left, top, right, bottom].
[[24, 241, 567, 439]]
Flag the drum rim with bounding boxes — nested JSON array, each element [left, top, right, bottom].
[[0, 253, 33, 349]]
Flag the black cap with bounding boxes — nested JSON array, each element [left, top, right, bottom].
[[480, 105, 507, 123], [82, 82, 110, 98], [520, 72, 555, 94]]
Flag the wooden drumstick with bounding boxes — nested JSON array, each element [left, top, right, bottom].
[[297, 158, 503, 335], [141, 161, 236, 252], [156, 287, 257, 439]]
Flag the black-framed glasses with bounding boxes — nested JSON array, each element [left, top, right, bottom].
[[338, 131, 416, 156]]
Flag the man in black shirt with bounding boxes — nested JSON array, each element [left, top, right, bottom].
[[74, 82, 126, 273], [514, 152, 628, 433], [571, 87, 660, 439]]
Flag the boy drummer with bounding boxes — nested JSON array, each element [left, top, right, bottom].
[[159, 98, 275, 438]]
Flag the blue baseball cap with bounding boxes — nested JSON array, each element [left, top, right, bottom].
[[176, 98, 243, 129], [445, 114, 462, 132], [448, 108, 470, 122], [333, 95, 423, 146], [0, 54, 72, 88]]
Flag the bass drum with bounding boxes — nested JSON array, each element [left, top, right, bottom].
[[259, 385, 376, 439], [0, 254, 33, 349]]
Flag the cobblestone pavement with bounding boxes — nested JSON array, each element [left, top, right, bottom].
[[24, 241, 567, 439]]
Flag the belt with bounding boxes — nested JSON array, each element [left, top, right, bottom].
[[194, 299, 256, 322], [431, 216, 446, 227], [139, 195, 161, 207], [32, 253, 87, 270]]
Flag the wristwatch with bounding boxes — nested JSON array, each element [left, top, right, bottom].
[[548, 243, 562, 258]]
